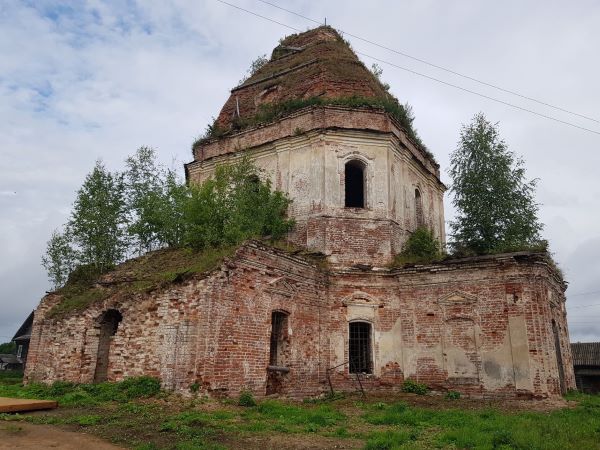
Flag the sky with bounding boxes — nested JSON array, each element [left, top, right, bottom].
[[1, 0, 599, 343]]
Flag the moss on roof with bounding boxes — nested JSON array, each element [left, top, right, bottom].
[[194, 26, 434, 162], [46, 245, 238, 319]]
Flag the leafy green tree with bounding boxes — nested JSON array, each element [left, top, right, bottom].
[[68, 160, 128, 273], [448, 113, 544, 255], [0, 342, 16, 353], [41, 229, 79, 289], [154, 169, 189, 247], [183, 158, 294, 249], [124, 147, 189, 251], [124, 147, 167, 253]]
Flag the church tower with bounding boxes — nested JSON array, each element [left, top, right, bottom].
[[186, 26, 445, 266]]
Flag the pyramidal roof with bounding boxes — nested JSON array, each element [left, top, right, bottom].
[[214, 26, 392, 130]]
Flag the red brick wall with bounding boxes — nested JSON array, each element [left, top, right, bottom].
[[26, 243, 574, 399]]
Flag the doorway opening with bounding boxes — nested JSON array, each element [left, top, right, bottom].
[[94, 309, 122, 383]]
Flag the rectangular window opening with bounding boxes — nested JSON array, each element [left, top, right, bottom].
[[269, 311, 288, 367], [349, 322, 372, 374]]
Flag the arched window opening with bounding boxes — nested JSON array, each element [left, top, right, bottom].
[[345, 160, 366, 208], [94, 309, 123, 383], [269, 311, 289, 367], [349, 322, 372, 374], [415, 189, 424, 227]]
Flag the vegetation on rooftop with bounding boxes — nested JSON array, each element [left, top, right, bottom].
[[448, 113, 547, 257], [195, 95, 433, 161], [1, 371, 599, 449], [42, 150, 294, 317], [391, 227, 443, 267], [194, 28, 434, 163]]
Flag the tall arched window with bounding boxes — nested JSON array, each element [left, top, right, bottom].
[[349, 321, 372, 374], [345, 160, 366, 208], [415, 188, 424, 227]]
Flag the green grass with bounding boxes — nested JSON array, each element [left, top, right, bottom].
[[1, 372, 599, 450], [0, 370, 23, 385], [0, 376, 161, 406]]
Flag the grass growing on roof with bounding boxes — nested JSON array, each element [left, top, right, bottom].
[[46, 245, 237, 319], [196, 95, 435, 162]]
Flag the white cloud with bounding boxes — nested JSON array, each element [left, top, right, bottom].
[[1, 0, 598, 342]]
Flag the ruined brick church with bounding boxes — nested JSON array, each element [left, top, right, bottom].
[[26, 27, 575, 399]]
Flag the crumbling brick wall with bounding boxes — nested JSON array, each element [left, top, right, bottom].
[[26, 243, 574, 399]]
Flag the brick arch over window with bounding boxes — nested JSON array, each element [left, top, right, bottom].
[[415, 188, 424, 227], [345, 159, 366, 208]]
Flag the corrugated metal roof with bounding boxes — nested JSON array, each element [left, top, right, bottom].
[[571, 342, 600, 366]]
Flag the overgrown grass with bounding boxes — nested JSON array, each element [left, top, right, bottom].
[[1, 371, 599, 450], [0, 376, 161, 406], [0, 370, 23, 385], [360, 394, 600, 450], [47, 245, 237, 318]]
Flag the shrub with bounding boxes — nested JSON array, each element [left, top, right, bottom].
[[401, 379, 428, 395], [393, 227, 441, 266], [119, 376, 161, 399], [238, 390, 257, 407], [182, 158, 294, 250], [445, 390, 461, 400]]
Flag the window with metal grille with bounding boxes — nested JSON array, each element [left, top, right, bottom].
[[269, 311, 288, 366], [345, 160, 366, 208], [349, 322, 372, 374]]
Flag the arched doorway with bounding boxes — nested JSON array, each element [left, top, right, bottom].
[[94, 309, 122, 383]]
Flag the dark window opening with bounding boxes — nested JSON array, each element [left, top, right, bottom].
[[415, 189, 424, 227], [269, 311, 289, 367], [102, 309, 123, 336], [349, 322, 372, 374], [94, 309, 123, 383], [345, 160, 366, 208], [552, 319, 566, 394]]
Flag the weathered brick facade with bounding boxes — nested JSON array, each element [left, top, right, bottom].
[[25, 26, 575, 399], [26, 242, 574, 398]]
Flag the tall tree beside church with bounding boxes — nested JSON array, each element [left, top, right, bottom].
[[68, 160, 128, 273], [124, 147, 188, 251], [448, 113, 544, 255], [124, 146, 167, 253]]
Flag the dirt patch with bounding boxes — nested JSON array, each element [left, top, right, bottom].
[[231, 433, 362, 449], [0, 422, 123, 449]]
